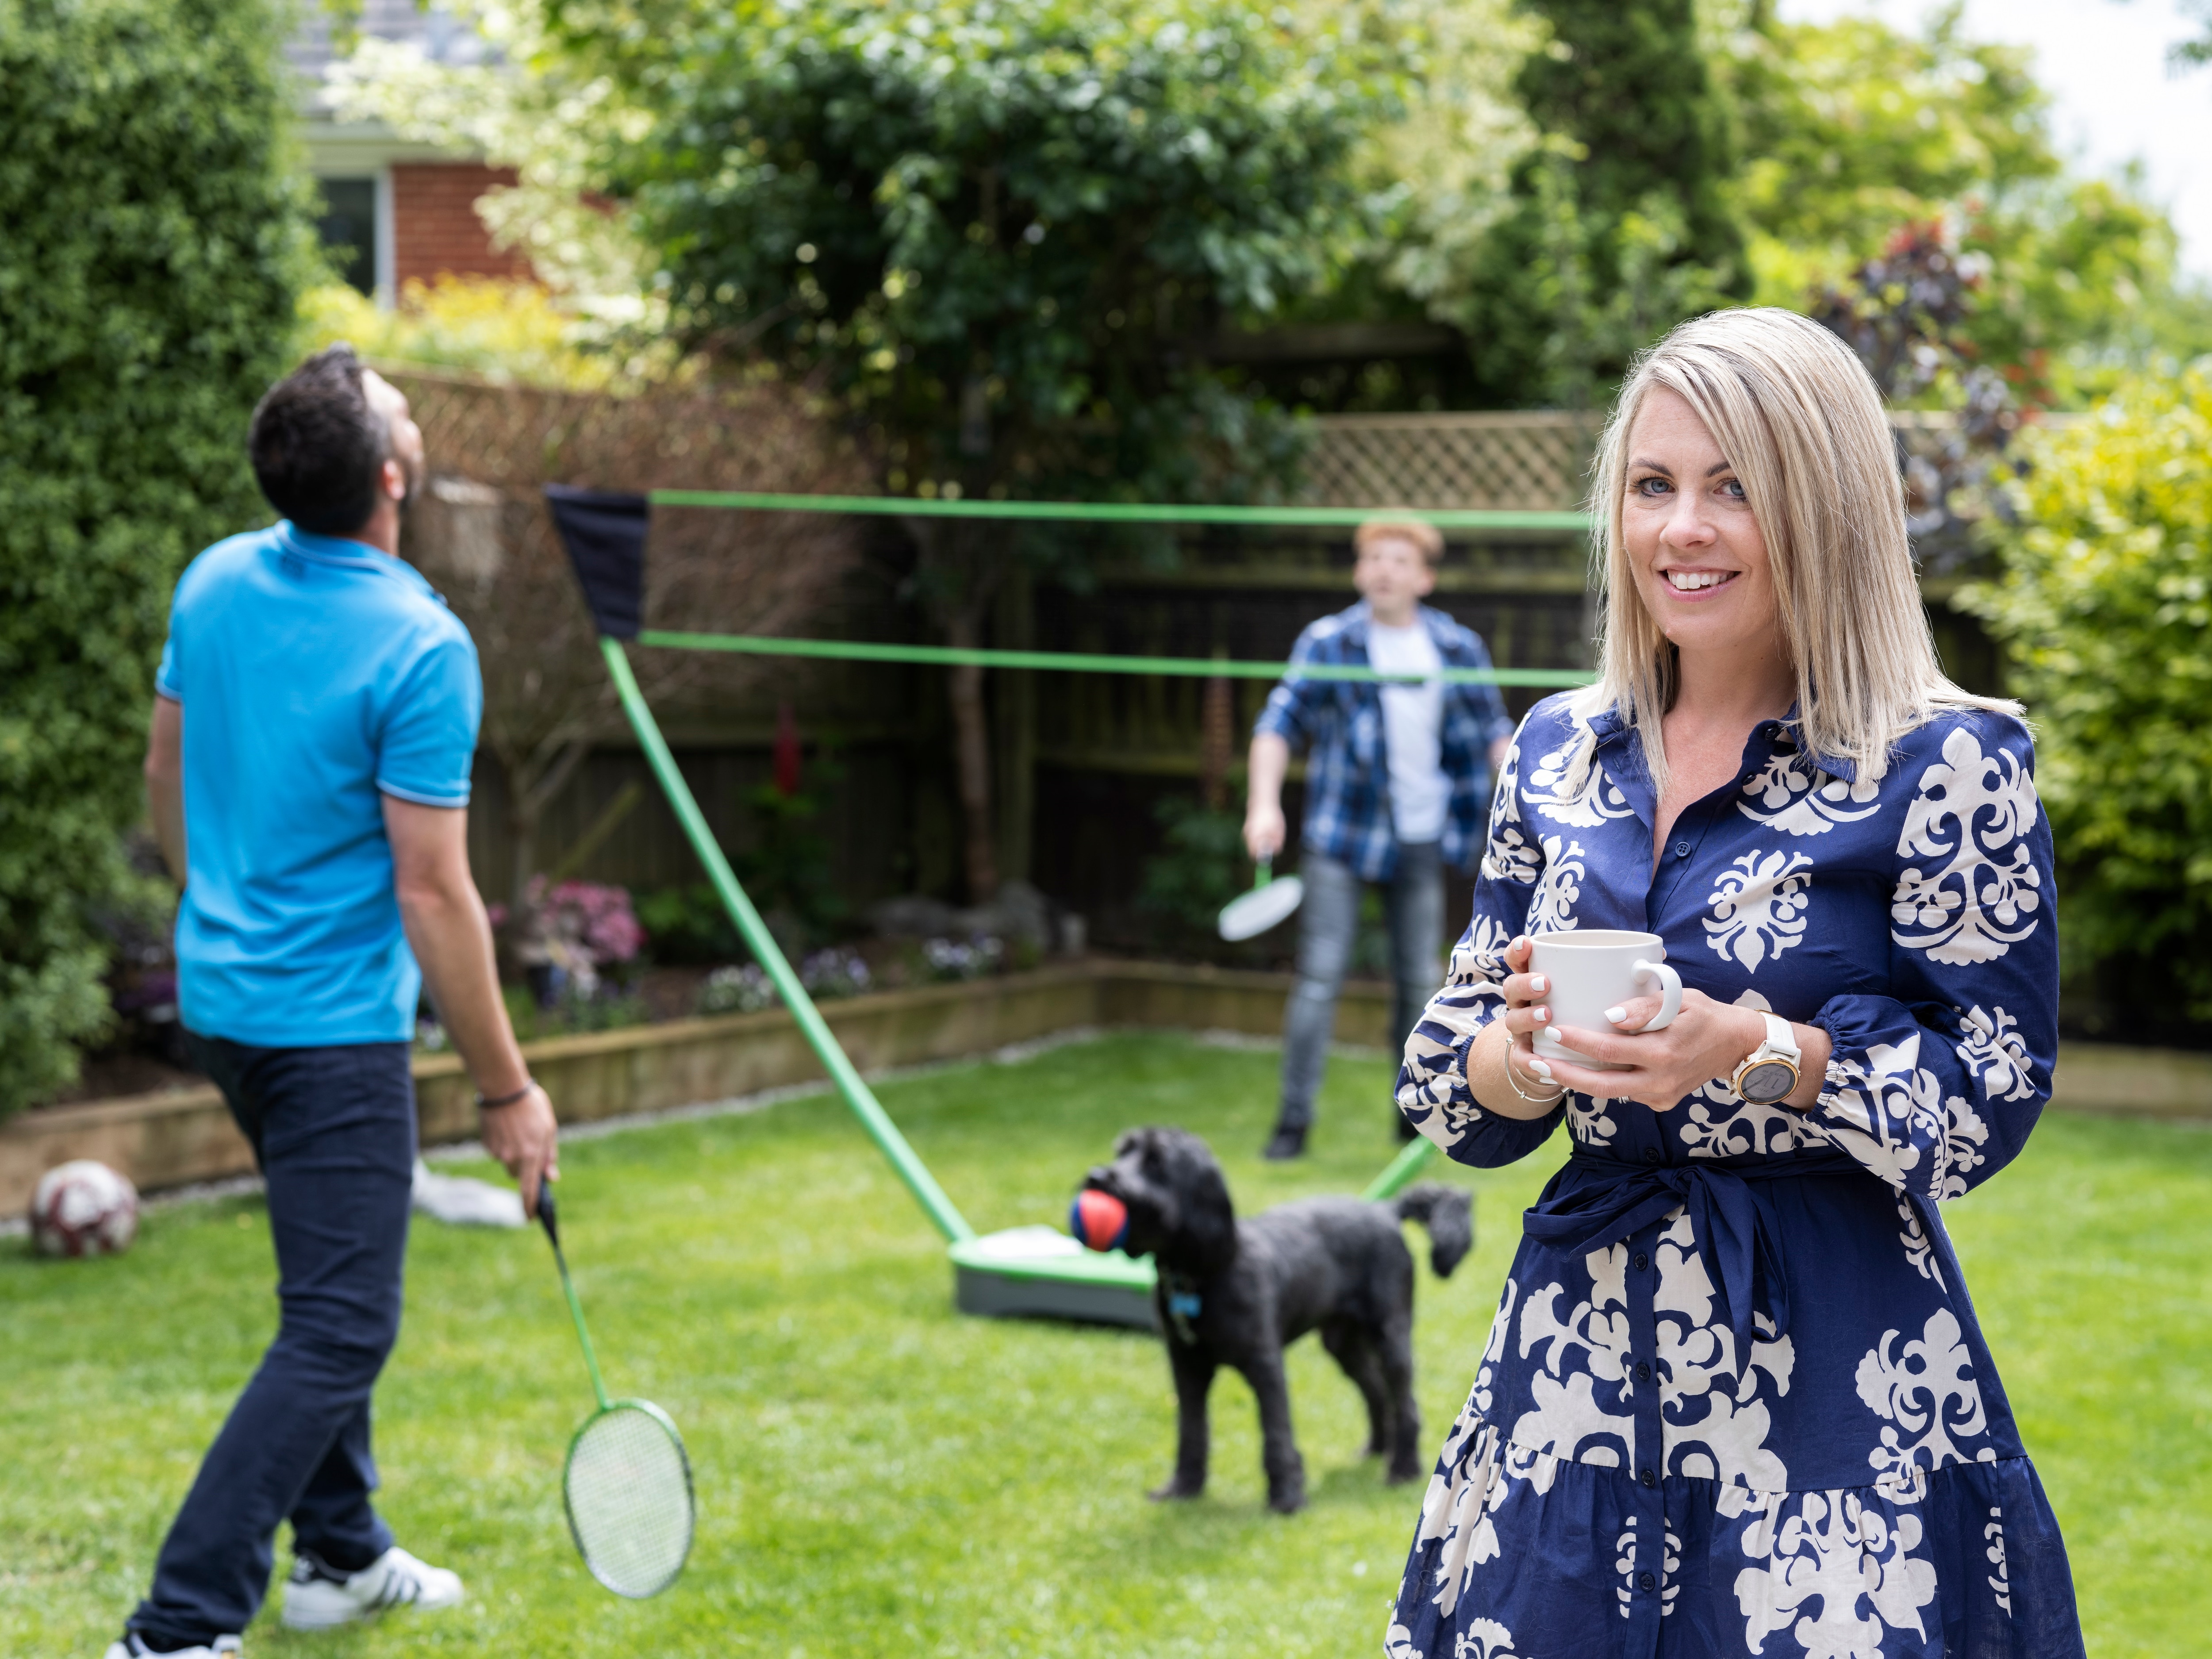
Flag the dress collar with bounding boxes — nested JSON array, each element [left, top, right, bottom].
[[1585, 698, 1858, 783], [1775, 704, 1858, 783]]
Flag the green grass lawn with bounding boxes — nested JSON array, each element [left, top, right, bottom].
[[3, 1033, 2205, 1657]]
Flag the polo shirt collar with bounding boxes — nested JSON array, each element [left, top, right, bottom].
[[276, 521, 440, 601]]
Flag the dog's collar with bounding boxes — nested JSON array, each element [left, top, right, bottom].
[[1160, 1268, 1203, 1344]]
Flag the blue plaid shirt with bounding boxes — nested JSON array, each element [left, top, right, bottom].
[[1254, 601, 1516, 880]]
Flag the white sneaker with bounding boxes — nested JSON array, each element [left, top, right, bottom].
[[280, 1545, 464, 1629], [102, 1636, 240, 1658]]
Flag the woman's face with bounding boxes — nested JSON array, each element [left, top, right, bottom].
[[1620, 387, 1780, 661]]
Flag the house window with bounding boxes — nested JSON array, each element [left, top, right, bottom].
[[315, 177, 379, 295]]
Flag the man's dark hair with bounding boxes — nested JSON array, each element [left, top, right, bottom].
[[247, 343, 391, 535]]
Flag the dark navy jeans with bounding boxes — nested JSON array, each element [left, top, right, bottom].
[[130, 1036, 416, 1649], [1277, 841, 1446, 1131]]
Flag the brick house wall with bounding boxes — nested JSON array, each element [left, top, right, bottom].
[[390, 162, 531, 289]]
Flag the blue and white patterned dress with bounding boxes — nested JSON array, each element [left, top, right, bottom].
[[1388, 691, 2084, 1659]]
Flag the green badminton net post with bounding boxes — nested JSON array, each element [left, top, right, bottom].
[[599, 637, 976, 1245], [1359, 1134, 1438, 1203]]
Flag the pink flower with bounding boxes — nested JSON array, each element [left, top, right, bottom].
[[525, 878, 645, 965]]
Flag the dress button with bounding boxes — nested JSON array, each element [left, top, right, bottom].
[[1639, 1467, 1657, 1489], [1642, 1147, 1662, 1166], [1639, 1571, 1656, 1591], [1637, 1362, 1652, 1382], [1633, 1251, 1649, 1271], [1673, 840, 1691, 857]]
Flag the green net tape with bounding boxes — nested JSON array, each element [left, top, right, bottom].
[[636, 631, 1594, 688]]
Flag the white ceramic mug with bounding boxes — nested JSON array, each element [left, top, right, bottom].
[[1527, 929, 1683, 1070]]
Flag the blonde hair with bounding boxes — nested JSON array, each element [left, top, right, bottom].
[[1582, 306, 2015, 798], [1355, 518, 1445, 567]]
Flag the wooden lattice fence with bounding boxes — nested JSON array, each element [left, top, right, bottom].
[[1299, 411, 1605, 512]]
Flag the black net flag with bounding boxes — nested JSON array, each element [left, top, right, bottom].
[[544, 485, 650, 639]]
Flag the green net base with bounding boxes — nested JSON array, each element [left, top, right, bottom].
[[949, 1227, 1158, 1329]]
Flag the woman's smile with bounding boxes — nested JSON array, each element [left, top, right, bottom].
[[1656, 563, 1742, 598]]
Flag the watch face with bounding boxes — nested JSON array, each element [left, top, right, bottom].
[[1741, 1060, 1797, 1104]]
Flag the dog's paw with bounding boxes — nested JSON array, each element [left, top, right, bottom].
[[1267, 1485, 1308, 1515], [1384, 1461, 1424, 1486], [1148, 1478, 1204, 1502]]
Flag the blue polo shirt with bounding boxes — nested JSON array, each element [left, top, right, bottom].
[[156, 521, 482, 1047]]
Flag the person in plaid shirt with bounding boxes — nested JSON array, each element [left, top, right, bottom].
[[1244, 521, 1517, 1160]]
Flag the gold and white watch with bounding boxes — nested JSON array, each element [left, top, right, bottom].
[[1730, 1013, 1802, 1105]]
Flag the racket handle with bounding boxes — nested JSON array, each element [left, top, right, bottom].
[[537, 1178, 560, 1248]]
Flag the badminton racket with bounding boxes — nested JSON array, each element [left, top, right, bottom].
[[537, 1180, 695, 1598]]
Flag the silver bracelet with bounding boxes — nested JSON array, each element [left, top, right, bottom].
[[1503, 1048, 1567, 1106]]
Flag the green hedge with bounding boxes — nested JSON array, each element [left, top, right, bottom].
[[0, 0, 318, 1114], [1971, 372, 2212, 1020]]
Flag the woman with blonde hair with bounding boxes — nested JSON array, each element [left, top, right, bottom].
[[1387, 307, 2083, 1657]]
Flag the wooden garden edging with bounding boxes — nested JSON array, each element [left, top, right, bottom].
[[4, 961, 2207, 1213]]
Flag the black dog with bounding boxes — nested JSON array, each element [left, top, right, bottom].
[[1083, 1125, 1473, 1514]]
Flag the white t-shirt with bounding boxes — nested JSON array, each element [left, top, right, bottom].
[[1367, 617, 1448, 844]]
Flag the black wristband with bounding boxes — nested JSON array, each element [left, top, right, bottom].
[[476, 1079, 536, 1109]]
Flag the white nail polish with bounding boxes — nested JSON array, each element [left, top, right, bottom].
[[1534, 1006, 1550, 1023], [1530, 1060, 1554, 1079], [1530, 975, 1548, 994], [1605, 1005, 1627, 1024]]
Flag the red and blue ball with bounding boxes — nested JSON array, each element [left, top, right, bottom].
[[1070, 1188, 1129, 1253]]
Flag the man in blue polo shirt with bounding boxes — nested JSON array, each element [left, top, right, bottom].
[[1244, 519, 1516, 1160], [110, 346, 561, 1658]]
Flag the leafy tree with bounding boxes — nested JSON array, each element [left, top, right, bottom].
[[329, 9, 656, 303], [300, 275, 684, 393], [2166, 0, 2212, 70], [1966, 367, 2212, 1018], [1439, 0, 1750, 408], [1361, 0, 1538, 311], [1723, 7, 2197, 406], [0, 0, 319, 1115], [546, 0, 1399, 899]]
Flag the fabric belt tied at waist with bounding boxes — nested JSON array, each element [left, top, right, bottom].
[[1521, 1148, 1863, 1357]]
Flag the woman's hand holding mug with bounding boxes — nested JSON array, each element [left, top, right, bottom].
[[1485, 929, 1800, 1114], [1487, 934, 1569, 1109]]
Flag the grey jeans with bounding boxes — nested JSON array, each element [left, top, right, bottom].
[[1277, 841, 1445, 1129]]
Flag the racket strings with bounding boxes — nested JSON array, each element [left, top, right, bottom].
[[564, 1403, 694, 1598]]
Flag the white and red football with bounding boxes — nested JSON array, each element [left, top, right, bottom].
[[30, 1159, 140, 1258]]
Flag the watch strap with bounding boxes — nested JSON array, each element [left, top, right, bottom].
[[1731, 1014, 1801, 1102]]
